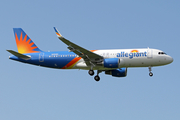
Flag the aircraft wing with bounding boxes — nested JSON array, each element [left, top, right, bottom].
[[54, 27, 103, 66]]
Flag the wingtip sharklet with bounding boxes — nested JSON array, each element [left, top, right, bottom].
[[54, 27, 63, 38]]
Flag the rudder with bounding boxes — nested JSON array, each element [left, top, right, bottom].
[[13, 28, 42, 54]]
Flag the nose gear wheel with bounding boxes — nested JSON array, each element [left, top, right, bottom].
[[148, 66, 153, 77]]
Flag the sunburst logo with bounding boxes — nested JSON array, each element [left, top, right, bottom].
[[131, 50, 139, 53], [15, 32, 40, 54]]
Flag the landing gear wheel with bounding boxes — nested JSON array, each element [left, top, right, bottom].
[[149, 72, 153, 77], [148, 66, 153, 77], [94, 75, 100, 81], [88, 70, 94, 76]]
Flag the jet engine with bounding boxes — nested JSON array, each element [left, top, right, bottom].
[[103, 58, 120, 68], [105, 68, 127, 77]]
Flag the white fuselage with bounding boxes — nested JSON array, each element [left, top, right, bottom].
[[73, 48, 173, 70]]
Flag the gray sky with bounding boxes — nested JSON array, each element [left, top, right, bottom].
[[1, 0, 179, 120]]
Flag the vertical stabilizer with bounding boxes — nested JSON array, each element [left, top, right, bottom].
[[13, 28, 42, 54]]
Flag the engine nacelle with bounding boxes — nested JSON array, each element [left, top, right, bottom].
[[105, 68, 127, 77], [104, 58, 120, 68]]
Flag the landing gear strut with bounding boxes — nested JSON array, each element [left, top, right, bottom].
[[149, 66, 153, 77]]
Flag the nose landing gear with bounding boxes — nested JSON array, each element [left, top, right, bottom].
[[149, 72, 153, 76], [149, 66, 153, 77]]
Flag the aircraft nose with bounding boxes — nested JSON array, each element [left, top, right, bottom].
[[167, 56, 173, 64]]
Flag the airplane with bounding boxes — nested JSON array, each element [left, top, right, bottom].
[[7, 28, 173, 81]]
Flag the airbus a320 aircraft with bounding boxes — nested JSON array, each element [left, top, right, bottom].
[[7, 28, 173, 81]]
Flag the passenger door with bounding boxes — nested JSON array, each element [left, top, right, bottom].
[[147, 48, 153, 58]]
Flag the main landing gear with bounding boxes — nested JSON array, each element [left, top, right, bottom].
[[94, 75, 100, 81], [149, 66, 153, 77], [88, 70, 94, 76], [88, 70, 101, 81]]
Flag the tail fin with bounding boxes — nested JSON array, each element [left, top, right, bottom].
[[13, 28, 42, 54]]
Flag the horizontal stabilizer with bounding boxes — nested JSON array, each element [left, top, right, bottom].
[[7, 50, 31, 60]]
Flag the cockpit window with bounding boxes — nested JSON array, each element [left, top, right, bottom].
[[158, 52, 167, 55]]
